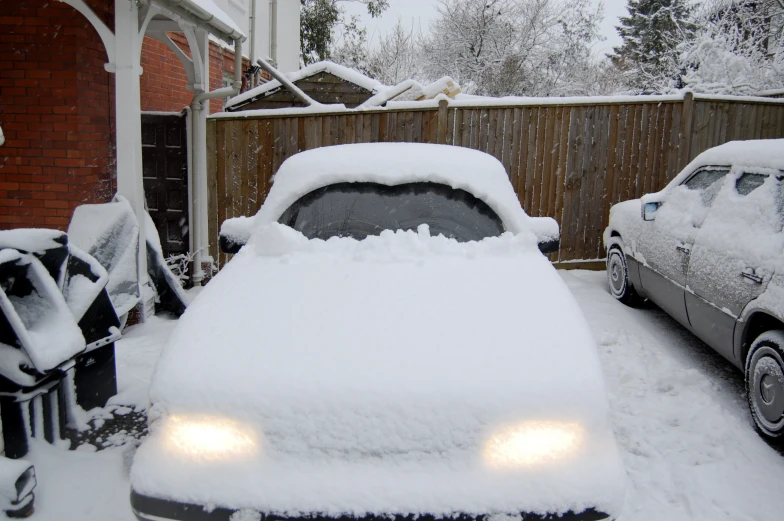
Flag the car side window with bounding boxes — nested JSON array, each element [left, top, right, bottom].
[[735, 173, 768, 196], [682, 167, 729, 207]]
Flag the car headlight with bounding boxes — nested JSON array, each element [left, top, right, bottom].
[[482, 421, 584, 469], [162, 415, 259, 460]]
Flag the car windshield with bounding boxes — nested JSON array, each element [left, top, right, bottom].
[[278, 182, 505, 242]]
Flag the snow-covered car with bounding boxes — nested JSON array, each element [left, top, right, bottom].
[[604, 139, 784, 443], [130, 143, 625, 521]]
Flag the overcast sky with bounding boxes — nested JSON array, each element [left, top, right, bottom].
[[342, 0, 629, 56]]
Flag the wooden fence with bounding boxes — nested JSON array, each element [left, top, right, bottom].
[[206, 93, 784, 268]]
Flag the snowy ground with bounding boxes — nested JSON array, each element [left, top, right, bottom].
[[17, 271, 784, 521]]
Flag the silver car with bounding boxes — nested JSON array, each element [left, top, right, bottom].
[[604, 139, 784, 444]]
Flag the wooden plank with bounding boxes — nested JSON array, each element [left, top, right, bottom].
[[378, 112, 388, 142], [524, 108, 540, 213], [634, 104, 649, 199], [242, 120, 256, 216], [575, 107, 595, 260], [370, 112, 380, 142], [413, 111, 423, 143], [716, 102, 728, 146], [602, 104, 620, 230], [478, 109, 490, 153], [544, 106, 562, 217], [612, 105, 628, 205], [626, 104, 642, 201], [656, 103, 672, 191], [644, 103, 660, 195], [678, 92, 695, 170], [667, 101, 682, 182], [404, 110, 415, 142], [259, 118, 273, 204], [537, 107, 555, 217], [690, 101, 707, 158], [518, 107, 533, 204], [553, 106, 570, 243], [494, 109, 505, 162], [216, 120, 228, 268], [437, 100, 449, 144], [470, 109, 480, 150], [345, 114, 356, 144], [620, 104, 636, 203], [486, 110, 498, 160], [447, 108, 456, 144], [509, 108, 522, 193], [232, 120, 244, 219], [560, 106, 582, 261], [590, 105, 610, 259]]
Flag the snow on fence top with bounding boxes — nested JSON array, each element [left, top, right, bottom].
[[213, 91, 784, 119]]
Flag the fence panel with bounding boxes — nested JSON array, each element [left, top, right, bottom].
[[207, 95, 784, 268]]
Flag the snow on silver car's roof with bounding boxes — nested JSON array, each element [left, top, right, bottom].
[[222, 143, 552, 242], [668, 139, 784, 188]]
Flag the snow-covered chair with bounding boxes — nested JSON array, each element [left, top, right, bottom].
[[0, 229, 121, 458]]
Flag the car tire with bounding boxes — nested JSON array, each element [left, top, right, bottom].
[[606, 246, 641, 306], [746, 330, 784, 445]]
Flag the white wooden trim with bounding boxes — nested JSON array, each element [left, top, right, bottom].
[[58, 0, 116, 70]]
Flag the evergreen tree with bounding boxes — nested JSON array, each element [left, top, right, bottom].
[[612, 0, 695, 92], [300, 0, 388, 66]]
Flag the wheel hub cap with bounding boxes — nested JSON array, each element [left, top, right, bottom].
[[761, 374, 778, 404], [754, 355, 784, 425]]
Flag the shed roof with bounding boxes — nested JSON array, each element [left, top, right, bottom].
[[226, 61, 383, 110]]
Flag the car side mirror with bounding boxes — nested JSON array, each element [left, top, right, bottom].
[[219, 233, 245, 254], [219, 216, 253, 254], [538, 237, 560, 255], [642, 201, 661, 221]]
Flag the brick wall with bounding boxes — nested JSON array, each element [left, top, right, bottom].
[[0, 0, 115, 231], [0, 1, 260, 232], [140, 34, 255, 114]]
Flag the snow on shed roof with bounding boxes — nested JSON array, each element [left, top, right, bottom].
[[226, 61, 383, 109]]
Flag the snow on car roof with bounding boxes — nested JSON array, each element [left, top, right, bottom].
[[666, 139, 784, 190], [222, 143, 552, 243]]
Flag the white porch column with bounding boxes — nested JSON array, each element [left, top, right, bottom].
[[114, 0, 149, 285], [190, 28, 211, 285]]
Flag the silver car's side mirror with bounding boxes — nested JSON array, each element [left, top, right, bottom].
[[642, 201, 661, 221]]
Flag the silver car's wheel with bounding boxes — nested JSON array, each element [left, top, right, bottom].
[[607, 246, 640, 306], [746, 331, 784, 442]]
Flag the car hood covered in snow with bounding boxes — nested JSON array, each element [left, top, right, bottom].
[[132, 226, 624, 518]]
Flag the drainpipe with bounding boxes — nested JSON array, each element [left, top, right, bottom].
[[249, 0, 256, 86], [190, 37, 243, 285], [269, 0, 277, 66]]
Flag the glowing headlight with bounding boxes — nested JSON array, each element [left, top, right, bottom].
[[482, 421, 584, 469], [162, 415, 259, 460]]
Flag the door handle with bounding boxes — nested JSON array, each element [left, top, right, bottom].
[[741, 268, 764, 284], [676, 244, 691, 254]]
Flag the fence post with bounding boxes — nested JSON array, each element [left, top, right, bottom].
[[437, 99, 449, 144], [679, 91, 695, 170]]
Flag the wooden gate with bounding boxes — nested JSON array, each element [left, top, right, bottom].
[[141, 113, 189, 258]]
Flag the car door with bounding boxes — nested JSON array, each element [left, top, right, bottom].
[[685, 171, 784, 362], [635, 167, 729, 327]]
